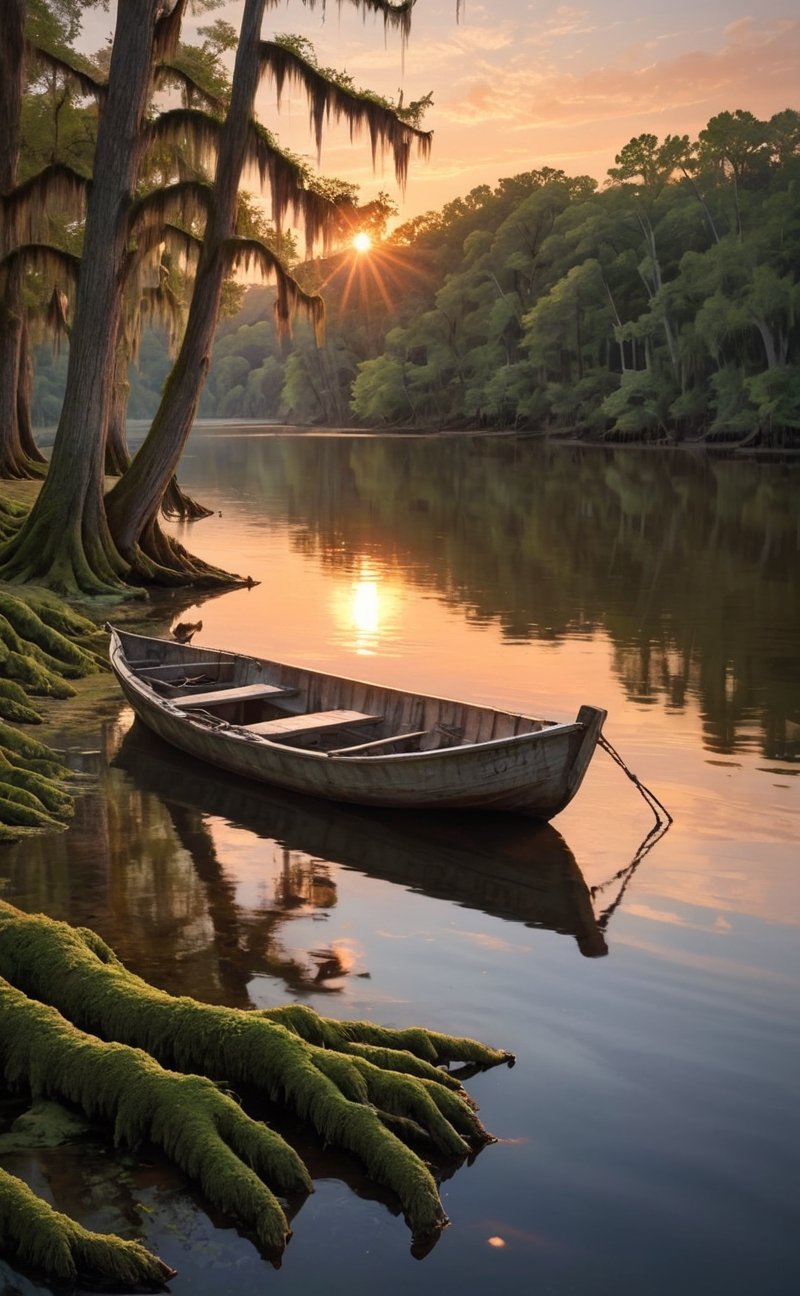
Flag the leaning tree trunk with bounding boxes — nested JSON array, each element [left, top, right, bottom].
[[0, 284, 29, 480], [105, 0, 268, 585], [0, 0, 172, 593], [104, 334, 132, 476]]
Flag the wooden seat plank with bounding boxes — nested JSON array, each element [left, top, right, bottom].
[[328, 729, 429, 757], [244, 709, 382, 740], [174, 683, 297, 709]]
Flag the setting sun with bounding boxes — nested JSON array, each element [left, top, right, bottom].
[[352, 231, 372, 253]]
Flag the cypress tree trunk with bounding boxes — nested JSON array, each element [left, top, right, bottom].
[[105, 0, 268, 578], [104, 331, 132, 476], [0, 0, 166, 592], [16, 319, 46, 467], [0, 1, 40, 480]]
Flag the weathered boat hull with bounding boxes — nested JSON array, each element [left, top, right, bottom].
[[115, 723, 609, 959], [109, 627, 606, 820]]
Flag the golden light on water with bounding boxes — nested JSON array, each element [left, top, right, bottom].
[[352, 231, 372, 253], [331, 558, 402, 656], [487, 1236, 506, 1248], [352, 577, 380, 636]]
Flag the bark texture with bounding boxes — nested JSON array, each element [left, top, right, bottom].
[[0, 0, 165, 591]]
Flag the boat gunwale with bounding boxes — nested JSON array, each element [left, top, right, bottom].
[[109, 627, 583, 766]]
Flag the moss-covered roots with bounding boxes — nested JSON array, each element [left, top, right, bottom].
[[0, 590, 104, 837], [0, 1165, 176, 1288], [0, 975, 309, 1253], [0, 492, 245, 594], [0, 900, 511, 1272]]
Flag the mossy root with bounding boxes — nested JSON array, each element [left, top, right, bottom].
[[0, 1164, 175, 1287], [0, 975, 310, 1256], [0, 902, 508, 1243]]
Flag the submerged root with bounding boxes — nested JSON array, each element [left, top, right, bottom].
[[0, 902, 507, 1246], [265, 1002, 513, 1069]]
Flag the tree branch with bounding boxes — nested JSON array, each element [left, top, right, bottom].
[[260, 38, 431, 189]]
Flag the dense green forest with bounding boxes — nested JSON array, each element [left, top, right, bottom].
[[31, 108, 800, 443]]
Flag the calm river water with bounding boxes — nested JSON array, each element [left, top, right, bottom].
[[1, 432, 798, 1295]]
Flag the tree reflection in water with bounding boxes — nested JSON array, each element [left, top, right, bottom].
[[0, 714, 628, 1015], [176, 435, 799, 763]]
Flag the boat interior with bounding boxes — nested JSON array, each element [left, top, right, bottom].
[[125, 642, 554, 757]]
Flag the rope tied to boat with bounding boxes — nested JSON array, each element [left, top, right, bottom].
[[590, 734, 674, 930], [598, 732, 672, 832]]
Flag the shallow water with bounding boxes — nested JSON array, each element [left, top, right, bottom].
[[1, 434, 798, 1295]]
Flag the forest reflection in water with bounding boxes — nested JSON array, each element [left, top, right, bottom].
[[1, 433, 798, 1296], [2, 717, 613, 1010], [170, 432, 799, 765]]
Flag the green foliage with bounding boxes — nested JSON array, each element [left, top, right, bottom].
[[21, 24, 798, 452], [351, 356, 413, 424], [187, 110, 794, 442], [600, 369, 674, 439], [115, 116, 794, 442]]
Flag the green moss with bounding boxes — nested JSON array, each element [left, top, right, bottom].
[[0, 974, 307, 1255], [0, 793, 62, 830], [0, 593, 100, 675], [0, 500, 28, 545], [0, 1099, 91, 1150], [0, 1164, 175, 1285], [0, 758, 73, 817], [0, 901, 509, 1245], [265, 1001, 511, 1069], [0, 589, 97, 833], [0, 680, 43, 724], [0, 720, 70, 775], [0, 641, 76, 698]]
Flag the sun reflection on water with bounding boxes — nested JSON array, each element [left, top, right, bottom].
[[332, 558, 401, 656]]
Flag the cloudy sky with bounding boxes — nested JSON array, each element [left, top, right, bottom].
[[79, 1, 799, 222]]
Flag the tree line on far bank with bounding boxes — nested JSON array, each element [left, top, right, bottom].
[[352, 112, 800, 443], [38, 107, 798, 444]]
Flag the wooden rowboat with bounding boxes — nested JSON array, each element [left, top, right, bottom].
[[115, 724, 609, 960], [108, 626, 607, 820]]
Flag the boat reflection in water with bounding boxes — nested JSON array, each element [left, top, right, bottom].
[[115, 722, 609, 968]]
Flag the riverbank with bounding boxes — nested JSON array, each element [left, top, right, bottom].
[[30, 418, 800, 458]]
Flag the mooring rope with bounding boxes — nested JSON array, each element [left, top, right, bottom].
[[598, 732, 673, 832], [589, 732, 674, 929]]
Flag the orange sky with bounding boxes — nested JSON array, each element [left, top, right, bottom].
[[78, 2, 799, 225]]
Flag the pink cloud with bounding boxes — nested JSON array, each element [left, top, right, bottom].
[[444, 16, 800, 132]]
